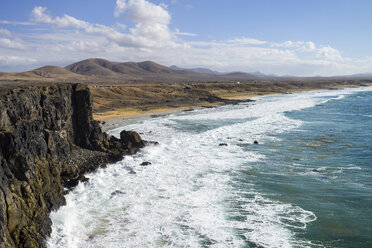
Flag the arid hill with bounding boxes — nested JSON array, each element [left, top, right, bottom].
[[0, 65, 87, 82], [65, 58, 229, 81], [0, 58, 257, 83], [2, 58, 372, 83], [32, 66, 88, 81]]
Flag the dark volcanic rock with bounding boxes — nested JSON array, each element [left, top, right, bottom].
[[120, 130, 145, 149], [253, 140, 259, 144], [0, 83, 148, 248], [146, 141, 159, 146], [111, 190, 125, 195], [219, 143, 228, 146], [140, 161, 152, 166]]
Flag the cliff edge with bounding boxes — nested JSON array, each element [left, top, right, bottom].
[[0, 82, 146, 247]]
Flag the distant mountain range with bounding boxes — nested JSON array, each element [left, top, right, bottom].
[[0, 58, 258, 83], [170, 65, 278, 77], [0, 58, 371, 83], [349, 73, 372, 78], [170, 65, 221, 75]]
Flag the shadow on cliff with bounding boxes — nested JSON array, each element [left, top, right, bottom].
[[0, 83, 153, 248]]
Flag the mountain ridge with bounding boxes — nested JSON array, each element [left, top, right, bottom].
[[1, 58, 372, 83], [170, 65, 221, 75], [0, 58, 257, 82]]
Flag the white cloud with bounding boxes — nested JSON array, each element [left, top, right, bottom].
[[271, 40, 342, 62], [30, 3, 176, 49], [112, 0, 175, 48], [0, 20, 34, 26], [0, 28, 11, 36], [115, 22, 127, 30], [174, 28, 197, 37], [271, 40, 295, 48], [31, 6, 120, 38], [114, 0, 127, 18], [0, 38, 25, 49], [115, 0, 170, 24], [63, 40, 102, 52], [271, 40, 316, 52], [30, 6, 53, 23], [0, 2, 367, 76], [54, 15, 91, 29], [0, 55, 37, 67], [31, 6, 91, 29], [317, 46, 342, 61], [228, 37, 267, 45], [301, 41, 316, 52]]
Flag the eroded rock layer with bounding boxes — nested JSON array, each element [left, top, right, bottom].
[[0, 83, 145, 248]]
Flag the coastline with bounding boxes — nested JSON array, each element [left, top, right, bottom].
[[92, 83, 371, 123], [48, 85, 372, 247], [93, 101, 219, 121], [95, 84, 372, 131], [93, 91, 279, 123], [1, 82, 369, 247], [92, 86, 353, 129]]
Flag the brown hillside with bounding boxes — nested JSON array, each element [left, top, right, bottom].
[[65, 58, 119, 77], [63, 58, 222, 82], [31, 65, 88, 81], [0, 71, 44, 81], [2, 58, 372, 83], [0, 58, 260, 82]]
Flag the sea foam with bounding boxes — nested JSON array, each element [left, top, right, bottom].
[[48, 87, 369, 248]]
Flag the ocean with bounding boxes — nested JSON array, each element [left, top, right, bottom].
[[47, 87, 372, 248]]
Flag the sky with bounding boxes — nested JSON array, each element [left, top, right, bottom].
[[0, 0, 372, 76]]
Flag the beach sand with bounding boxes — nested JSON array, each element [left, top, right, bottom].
[[92, 81, 372, 130], [94, 90, 302, 131]]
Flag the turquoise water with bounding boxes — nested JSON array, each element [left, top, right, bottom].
[[48, 87, 372, 248], [242, 90, 372, 247]]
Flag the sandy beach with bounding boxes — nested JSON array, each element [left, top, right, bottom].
[[91, 84, 372, 131]]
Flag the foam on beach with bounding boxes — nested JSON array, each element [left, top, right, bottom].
[[47, 87, 372, 248]]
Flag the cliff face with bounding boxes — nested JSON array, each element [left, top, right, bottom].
[[0, 82, 145, 248]]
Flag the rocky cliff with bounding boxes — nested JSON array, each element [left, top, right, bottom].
[[0, 82, 146, 248]]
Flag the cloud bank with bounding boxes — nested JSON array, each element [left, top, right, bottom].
[[0, 0, 370, 76]]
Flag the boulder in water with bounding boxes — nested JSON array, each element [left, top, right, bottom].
[[120, 130, 145, 149], [111, 190, 125, 195]]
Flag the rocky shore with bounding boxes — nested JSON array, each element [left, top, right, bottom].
[[0, 82, 148, 248]]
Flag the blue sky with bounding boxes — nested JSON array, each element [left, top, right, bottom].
[[0, 0, 371, 76]]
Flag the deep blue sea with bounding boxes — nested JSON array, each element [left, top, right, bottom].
[[48, 87, 372, 248]]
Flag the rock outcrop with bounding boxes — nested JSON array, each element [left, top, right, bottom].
[[0, 82, 146, 248]]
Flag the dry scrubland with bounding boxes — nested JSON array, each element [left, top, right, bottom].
[[90, 80, 372, 120], [1, 58, 371, 120]]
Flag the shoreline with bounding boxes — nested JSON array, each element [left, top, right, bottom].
[[90, 80, 372, 124], [95, 101, 225, 132], [93, 92, 280, 125], [91, 88, 321, 129], [95, 84, 372, 131], [47, 83, 372, 247]]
